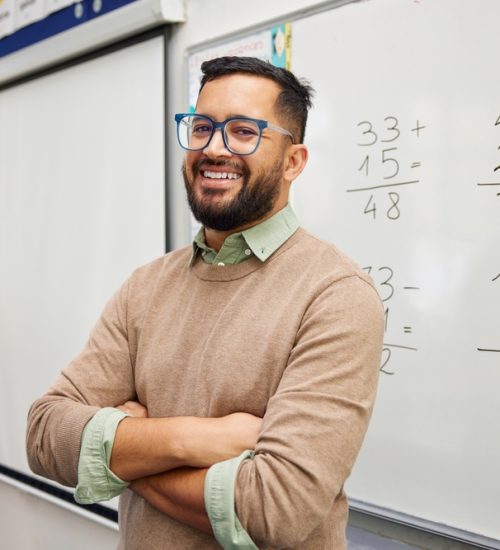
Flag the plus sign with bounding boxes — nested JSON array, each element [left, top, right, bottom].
[[411, 120, 426, 137]]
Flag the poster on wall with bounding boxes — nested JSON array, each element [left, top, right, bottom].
[[187, 23, 291, 112], [0, 0, 15, 39]]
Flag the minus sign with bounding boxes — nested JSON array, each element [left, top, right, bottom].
[[477, 183, 500, 186], [477, 348, 500, 352], [404, 286, 420, 290]]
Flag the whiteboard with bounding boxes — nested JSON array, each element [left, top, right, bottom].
[[291, 0, 500, 543], [0, 36, 165, 489]]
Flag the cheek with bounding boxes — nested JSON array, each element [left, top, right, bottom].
[[183, 155, 198, 181], [247, 153, 278, 181], [242, 157, 260, 178]]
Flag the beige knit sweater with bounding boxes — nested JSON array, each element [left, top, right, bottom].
[[27, 228, 383, 549]]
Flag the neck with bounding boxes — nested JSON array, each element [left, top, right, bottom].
[[204, 215, 268, 252], [204, 227, 231, 252]]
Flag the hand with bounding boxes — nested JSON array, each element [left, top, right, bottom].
[[110, 410, 261, 481], [217, 412, 262, 454], [116, 400, 149, 418], [183, 412, 262, 467]]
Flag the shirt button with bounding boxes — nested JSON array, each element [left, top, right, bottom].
[[244, 249, 251, 256], [217, 262, 225, 266]]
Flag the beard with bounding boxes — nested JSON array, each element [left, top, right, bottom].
[[183, 158, 283, 232]]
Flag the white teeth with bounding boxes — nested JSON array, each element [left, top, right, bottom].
[[202, 170, 240, 180]]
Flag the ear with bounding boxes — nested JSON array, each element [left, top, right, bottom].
[[283, 144, 309, 184]]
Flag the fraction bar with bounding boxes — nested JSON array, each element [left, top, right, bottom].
[[476, 183, 500, 195], [383, 343, 418, 351], [346, 180, 419, 193], [477, 348, 500, 352]]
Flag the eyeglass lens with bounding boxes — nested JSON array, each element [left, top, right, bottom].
[[178, 115, 261, 154]]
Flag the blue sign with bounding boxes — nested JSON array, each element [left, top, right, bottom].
[[0, 0, 137, 58]]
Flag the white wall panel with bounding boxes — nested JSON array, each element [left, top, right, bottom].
[[0, 36, 165, 478]]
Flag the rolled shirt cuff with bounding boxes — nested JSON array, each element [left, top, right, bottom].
[[205, 450, 258, 550], [75, 407, 129, 504]]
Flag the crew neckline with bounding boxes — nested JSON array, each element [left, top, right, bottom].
[[190, 227, 305, 282]]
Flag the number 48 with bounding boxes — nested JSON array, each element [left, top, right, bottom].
[[364, 192, 401, 220]]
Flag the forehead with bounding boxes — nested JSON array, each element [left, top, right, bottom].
[[196, 74, 282, 121]]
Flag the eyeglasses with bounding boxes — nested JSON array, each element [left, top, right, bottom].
[[174, 113, 294, 156]]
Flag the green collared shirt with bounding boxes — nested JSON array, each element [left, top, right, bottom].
[[75, 205, 299, 547], [191, 203, 299, 265]]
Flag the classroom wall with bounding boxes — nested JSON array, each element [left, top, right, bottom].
[[4, 0, 497, 547]]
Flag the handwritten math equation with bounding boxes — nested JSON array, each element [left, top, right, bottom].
[[476, 114, 500, 283], [363, 265, 418, 375], [477, 115, 500, 353], [476, 114, 500, 354], [347, 115, 426, 220], [351, 116, 499, 364]]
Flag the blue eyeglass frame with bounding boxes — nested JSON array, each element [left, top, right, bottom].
[[174, 113, 295, 155]]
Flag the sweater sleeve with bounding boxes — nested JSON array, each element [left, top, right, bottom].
[[232, 275, 384, 548], [26, 279, 137, 487]]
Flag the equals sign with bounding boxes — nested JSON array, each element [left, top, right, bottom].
[[411, 161, 421, 169], [404, 326, 412, 334]]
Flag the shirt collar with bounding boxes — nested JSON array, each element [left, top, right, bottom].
[[190, 204, 299, 266]]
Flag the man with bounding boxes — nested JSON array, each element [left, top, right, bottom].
[[27, 56, 383, 549]]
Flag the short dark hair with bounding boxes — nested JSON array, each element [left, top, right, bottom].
[[199, 56, 314, 144]]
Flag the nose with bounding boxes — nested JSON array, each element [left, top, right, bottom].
[[203, 127, 232, 159]]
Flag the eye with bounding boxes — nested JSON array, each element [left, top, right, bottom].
[[228, 122, 259, 139], [192, 123, 212, 135], [236, 126, 258, 136]]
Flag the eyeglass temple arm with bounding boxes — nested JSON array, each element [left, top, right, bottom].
[[267, 122, 295, 144]]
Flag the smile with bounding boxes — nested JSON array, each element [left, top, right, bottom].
[[202, 171, 241, 180]]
